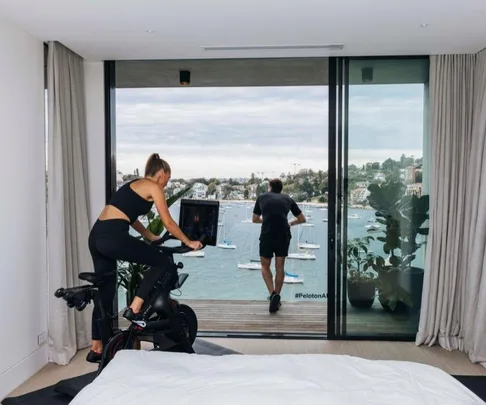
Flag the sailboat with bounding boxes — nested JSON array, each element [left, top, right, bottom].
[[238, 224, 260, 269], [284, 271, 304, 284], [217, 212, 236, 249], [273, 271, 304, 284], [241, 206, 252, 223], [182, 250, 205, 258], [288, 226, 316, 260], [297, 225, 320, 250]]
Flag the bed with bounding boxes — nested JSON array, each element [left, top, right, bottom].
[[70, 350, 485, 404]]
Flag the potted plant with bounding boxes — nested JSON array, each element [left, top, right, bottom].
[[345, 236, 385, 309], [367, 181, 429, 314], [117, 186, 192, 307]]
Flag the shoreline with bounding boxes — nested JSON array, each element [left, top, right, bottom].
[[202, 199, 374, 210]]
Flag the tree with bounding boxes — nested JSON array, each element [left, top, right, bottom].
[[207, 182, 217, 196], [244, 188, 249, 199]]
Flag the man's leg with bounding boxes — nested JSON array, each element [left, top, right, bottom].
[[274, 256, 286, 295], [260, 256, 274, 295], [259, 233, 275, 295], [269, 233, 291, 313]]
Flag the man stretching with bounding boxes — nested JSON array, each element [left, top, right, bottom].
[[252, 179, 306, 313]]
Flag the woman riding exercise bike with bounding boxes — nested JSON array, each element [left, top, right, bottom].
[[86, 153, 202, 363]]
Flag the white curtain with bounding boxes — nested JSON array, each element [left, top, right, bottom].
[[47, 41, 92, 365], [416, 50, 486, 366]]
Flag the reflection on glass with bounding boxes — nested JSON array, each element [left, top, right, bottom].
[[343, 58, 429, 337]]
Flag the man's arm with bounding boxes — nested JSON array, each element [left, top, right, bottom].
[[252, 196, 262, 223], [131, 219, 158, 241], [289, 200, 306, 226]]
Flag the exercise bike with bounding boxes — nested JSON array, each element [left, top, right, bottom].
[[54, 231, 206, 375]]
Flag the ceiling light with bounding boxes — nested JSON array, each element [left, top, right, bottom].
[[145, 29, 156, 33], [420, 24, 429, 28], [201, 44, 344, 51]]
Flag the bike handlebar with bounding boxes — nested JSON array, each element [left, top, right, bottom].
[[150, 232, 207, 255]]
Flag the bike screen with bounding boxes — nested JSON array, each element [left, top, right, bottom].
[[178, 199, 219, 246]]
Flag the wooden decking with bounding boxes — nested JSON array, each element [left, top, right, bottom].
[[176, 299, 419, 336], [119, 299, 419, 336]]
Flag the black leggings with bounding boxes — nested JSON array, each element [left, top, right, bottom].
[[88, 219, 171, 341]]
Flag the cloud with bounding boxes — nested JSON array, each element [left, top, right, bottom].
[[115, 85, 424, 178]]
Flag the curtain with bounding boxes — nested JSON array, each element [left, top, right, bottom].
[[47, 41, 92, 365], [416, 50, 486, 366]]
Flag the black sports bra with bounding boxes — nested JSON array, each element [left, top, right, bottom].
[[108, 180, 154, 224]]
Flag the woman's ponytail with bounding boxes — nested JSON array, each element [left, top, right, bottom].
[[145, 153, 171, 177]]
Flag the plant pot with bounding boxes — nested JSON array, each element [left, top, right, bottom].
[[347, 279, 376, 309], [377, 266, 424, 314], [397, 266, 424, 314]]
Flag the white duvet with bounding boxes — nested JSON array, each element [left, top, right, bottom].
[[71, 350, 485, 405]]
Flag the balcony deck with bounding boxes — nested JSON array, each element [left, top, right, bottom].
[[120, 299, 419, 336]]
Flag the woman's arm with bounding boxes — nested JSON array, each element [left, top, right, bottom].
[[151, 185, 192, 246], [130, 219, 158, 241]]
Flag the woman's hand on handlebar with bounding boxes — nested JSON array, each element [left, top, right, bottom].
[[147, 233, 161, 243], [187, 240, 203, 251]]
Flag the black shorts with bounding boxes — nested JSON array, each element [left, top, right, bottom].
[[259, 232, 292, 258]]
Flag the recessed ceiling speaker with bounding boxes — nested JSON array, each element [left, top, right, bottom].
[[362, 67, 373, 83], [180, 70, 191, 86]]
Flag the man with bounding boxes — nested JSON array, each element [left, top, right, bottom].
[[252, 179, 306, 313]]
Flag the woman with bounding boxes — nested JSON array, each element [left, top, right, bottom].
[[86, 153, 202, 362]]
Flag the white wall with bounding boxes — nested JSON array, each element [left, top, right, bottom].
[[0, 16, 47, 399], [84, 62, 106, 224]]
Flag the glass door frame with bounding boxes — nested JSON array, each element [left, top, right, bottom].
[[327, 56, 427, 341]]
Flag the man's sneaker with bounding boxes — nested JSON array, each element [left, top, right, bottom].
[[269, 293, 281, 313]]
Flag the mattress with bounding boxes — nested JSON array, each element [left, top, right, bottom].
[[70, 350, 485, 405]]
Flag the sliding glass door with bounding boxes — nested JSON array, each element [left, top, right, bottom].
[[328, 57, 430, 339]]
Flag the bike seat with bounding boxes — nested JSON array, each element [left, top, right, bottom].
[[79, 272, 116, 284]]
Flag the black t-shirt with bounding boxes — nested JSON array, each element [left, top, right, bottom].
[[253, 192, 302, 235]]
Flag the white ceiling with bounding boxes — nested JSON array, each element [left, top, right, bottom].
[[1, 0, 486, 61]]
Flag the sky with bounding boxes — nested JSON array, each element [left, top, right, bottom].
[[115, 85, 425, 179]]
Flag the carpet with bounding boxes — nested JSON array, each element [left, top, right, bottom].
[[452, 375, 486, 401], [1, 339, 241, 405]]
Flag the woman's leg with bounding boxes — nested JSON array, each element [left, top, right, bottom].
[[95, 233, 171, 315], [88, 238, 117, 359]]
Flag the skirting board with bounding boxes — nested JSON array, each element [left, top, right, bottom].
[[0, 345, 48, 401]]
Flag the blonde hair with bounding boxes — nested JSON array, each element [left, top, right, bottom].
[[145, 153, 171, 177]]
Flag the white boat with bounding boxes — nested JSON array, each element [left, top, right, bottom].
[[301, 223, 315, 227], [365, 224, 381, 232], [182, 250, 205, 258], [288, 252, 316, 260], [298, 242, 320, 250], [323, 218, 328, 222], [218, 241, 236, 249], [284, 272, 304, 284], [238, 226, 259, 269], [274, 271, 304, 283], [237, 262, 260, 270], [297, 224, 320, 250], [348, 213, 360, 219], [241, 206, 253, 223], [217, 211, 236, 249]]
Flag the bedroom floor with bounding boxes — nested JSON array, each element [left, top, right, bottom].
[[8, 338, 486, 398]]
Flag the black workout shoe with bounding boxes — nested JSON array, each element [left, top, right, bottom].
[[86, 350, 102, 363], [269, 293, 281, 313]]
